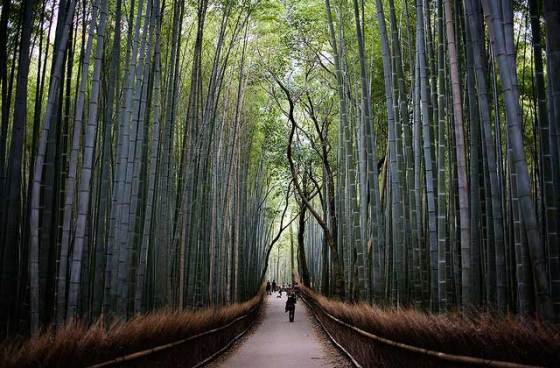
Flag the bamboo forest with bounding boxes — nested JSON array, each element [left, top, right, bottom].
[[0, 0, 560, 366]]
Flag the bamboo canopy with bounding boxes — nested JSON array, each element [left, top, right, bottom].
[[0, 0, 559, 338]]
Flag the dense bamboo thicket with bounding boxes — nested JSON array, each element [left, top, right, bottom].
[[0, 0, 286, 337], [269, 0, 560, 323], [1, 0, 560, 341]]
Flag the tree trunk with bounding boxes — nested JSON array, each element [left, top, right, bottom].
[[443, 0, 471, 308], [66, 0, 109, 321], [2, 0, 36, 333], [482, 1, 553, 320]]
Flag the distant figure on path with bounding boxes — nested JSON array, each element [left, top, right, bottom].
[[272, 280, 277, 292], [266, 281, 272, 295], [285, 292, 297, 322]]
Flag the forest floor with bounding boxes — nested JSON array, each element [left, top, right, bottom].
[[209, 293, 351, 368]]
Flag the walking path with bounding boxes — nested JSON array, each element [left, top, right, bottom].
[[211, 293, 350, 368]]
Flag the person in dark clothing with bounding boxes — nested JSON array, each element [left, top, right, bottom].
[[292, 282, 300, 299], [285, 292, 297, 322], [266, 281, 271, 295], [272, 280, 277, 292]]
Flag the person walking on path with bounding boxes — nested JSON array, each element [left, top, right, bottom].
[[285, 292, 297, 322], [272, 280, 277, 292], [292, 282, 300, 299], [266, 281, 272, 295]]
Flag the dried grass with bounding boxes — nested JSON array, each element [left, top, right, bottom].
[[304, 288, 560, 367], [0, 291, 263, 368]]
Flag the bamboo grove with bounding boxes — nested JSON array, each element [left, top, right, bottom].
[[266, 0, 560, 322], [0, 0, 284, 336], [1, 0, 560, 338]]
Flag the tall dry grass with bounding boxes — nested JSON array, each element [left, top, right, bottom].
[[0, 291, 263, 368], [304, 288, 560, 367]]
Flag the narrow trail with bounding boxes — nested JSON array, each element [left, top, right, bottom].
[[211, 294, 350, 368]]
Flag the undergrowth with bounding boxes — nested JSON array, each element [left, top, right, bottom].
[[0, 291, 263, 368], [304, 288, 560, 367]]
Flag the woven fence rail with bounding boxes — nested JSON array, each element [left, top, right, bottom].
[[0, 294, 263, 368], [86, 302, 261, 368], [302, 291, 551, 368]]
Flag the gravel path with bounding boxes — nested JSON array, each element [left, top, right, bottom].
[[210, 294, 351, 368]]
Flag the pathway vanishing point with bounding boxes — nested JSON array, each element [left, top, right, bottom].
[[212, 294, 351, 368]]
